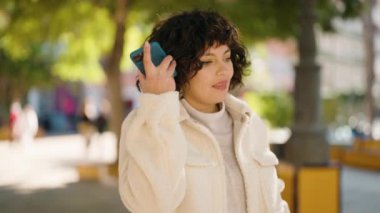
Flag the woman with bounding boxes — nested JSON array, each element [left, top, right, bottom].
[[118, 10, 289, 213]]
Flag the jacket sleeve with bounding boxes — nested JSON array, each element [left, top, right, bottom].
[[276, 178, 290, 213], [251, 114, 290, 213], [118, 92, 187, 213]]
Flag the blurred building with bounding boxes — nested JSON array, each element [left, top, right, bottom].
[[317, 2, 380, 97], [317, 4, 380, 140], [318, 19, 372, 97], [244, 5, 380, 142]]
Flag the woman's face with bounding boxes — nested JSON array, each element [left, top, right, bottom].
[[182, 44, 234, 113]]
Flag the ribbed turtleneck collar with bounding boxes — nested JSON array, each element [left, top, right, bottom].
[[181, 99, 231, 134]]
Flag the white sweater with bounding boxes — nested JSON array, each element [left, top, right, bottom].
[[181, 99, 247, 213]]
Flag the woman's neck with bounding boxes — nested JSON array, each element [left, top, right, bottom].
[[183, 98, 219, 113]]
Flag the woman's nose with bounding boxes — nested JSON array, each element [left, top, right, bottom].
[[216, 60, 231, 75]]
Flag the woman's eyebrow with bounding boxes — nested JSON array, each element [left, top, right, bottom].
[[203, 49, 231, 56]]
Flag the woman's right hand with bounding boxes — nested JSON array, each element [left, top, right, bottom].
[[138, 42, 177, 94]]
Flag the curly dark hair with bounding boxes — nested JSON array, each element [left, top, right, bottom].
[[138, 10, 250, 92]]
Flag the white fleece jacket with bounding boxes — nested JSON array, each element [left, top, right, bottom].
[[118, 91, 289, 213]]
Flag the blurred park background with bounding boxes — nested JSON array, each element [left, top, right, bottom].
[[1, 0, 380, 212]]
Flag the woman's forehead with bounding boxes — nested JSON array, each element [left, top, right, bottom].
[[203, 44, 230, 55]]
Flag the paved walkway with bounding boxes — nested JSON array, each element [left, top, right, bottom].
[[341, 166, 380, 213], [0, 134, 127, 213], [1, 135, 380, 213], [0, 182, 126, 213]]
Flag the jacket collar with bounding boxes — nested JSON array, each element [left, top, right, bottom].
[[225, 94, 252, 123], [179, 94, 253, 123], [179, 94, 279, 167]]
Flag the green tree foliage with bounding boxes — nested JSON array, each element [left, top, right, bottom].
[[0, 0, 363, 92], [130, 0, 362, 42], [0, 0, 116, 128], [323, 92, 365, 124], [0, 0, 364, 133], [0, 0, 115, 84], [243, 91, 293, 128]]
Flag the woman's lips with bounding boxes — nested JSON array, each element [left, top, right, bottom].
[[212, 80, 228, 91]]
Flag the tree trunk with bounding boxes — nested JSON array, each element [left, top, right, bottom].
[[104, 0, 128, 146], [362, 0, 376, 138], [0, 77, 11, 125], [284, 0, 329, 166]]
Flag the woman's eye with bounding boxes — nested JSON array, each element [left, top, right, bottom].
[[200, 61, 212, 66], [225, 57, 232, 62]]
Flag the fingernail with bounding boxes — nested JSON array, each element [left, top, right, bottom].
[[144, 42, 148, 48]]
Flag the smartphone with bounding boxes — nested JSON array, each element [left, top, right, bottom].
[[130, 41, 177, 77]]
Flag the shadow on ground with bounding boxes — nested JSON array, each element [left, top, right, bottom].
[[0, 181, 127, 213]]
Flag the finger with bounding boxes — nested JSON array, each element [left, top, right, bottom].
[[137, 73, 146, 91], [167, 60, 177, 77], [142, 42, 154, 78], [158, 55, 173, 72], [137, 71, 145, 79]]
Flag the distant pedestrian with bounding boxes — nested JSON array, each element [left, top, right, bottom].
[[13, 104, 39, 147], [77, 98, 97, 150], [95, 98, 110, 134], [9, 101, 22, 142]]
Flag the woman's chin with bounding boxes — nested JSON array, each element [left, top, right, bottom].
[[211, 93, 228, 104]]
